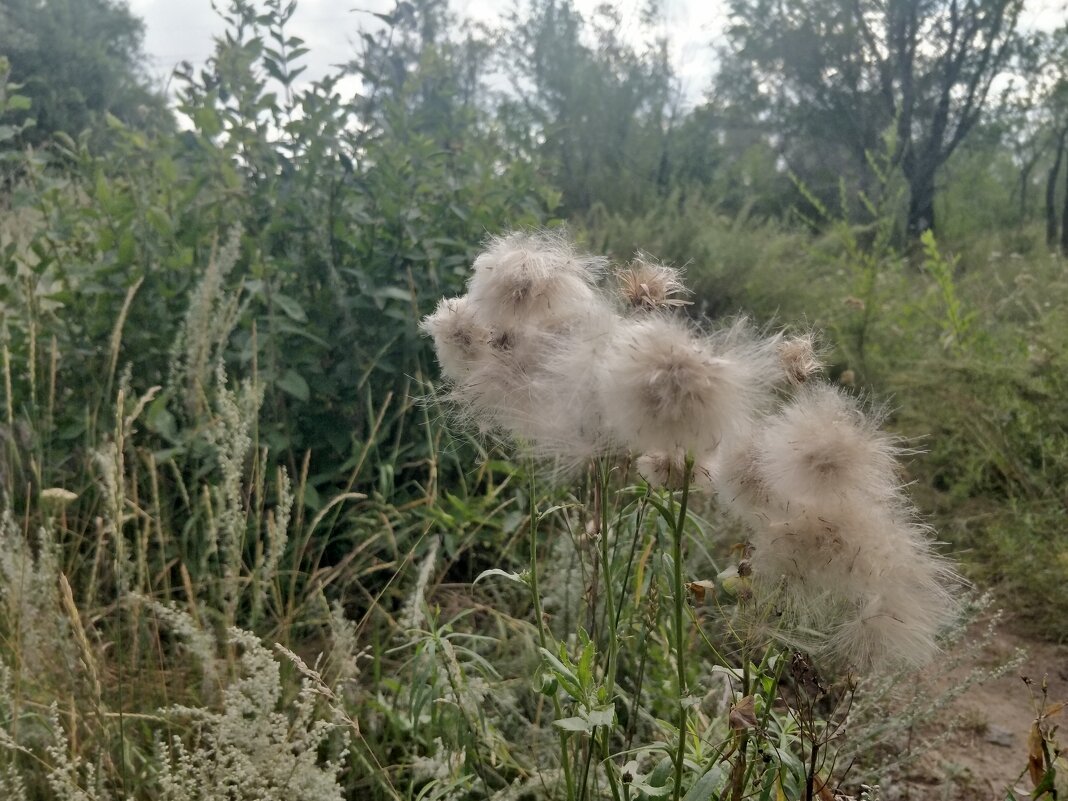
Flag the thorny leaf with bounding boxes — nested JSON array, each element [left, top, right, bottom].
[[729, 695, 758, 730]]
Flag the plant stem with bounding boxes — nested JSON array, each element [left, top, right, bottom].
[[730, 654, 753, 801], [529, 471, 576, 801], [598, 465, 619, 699], [597, 464, 624, 801], [671, 454, 695, 801]]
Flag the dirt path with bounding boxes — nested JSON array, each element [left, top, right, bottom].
[[888, 627, 1067, 800]]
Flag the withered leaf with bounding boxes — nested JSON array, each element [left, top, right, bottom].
[[1027, 720, 1045, 789], [687, 580, 716, 602], [729, 695, 758, 731]]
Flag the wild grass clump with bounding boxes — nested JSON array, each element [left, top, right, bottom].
[[0, 225, 401, 800]]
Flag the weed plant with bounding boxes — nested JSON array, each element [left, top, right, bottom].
[[422, 232, 970, 799], [583, 163, 1068, 642]]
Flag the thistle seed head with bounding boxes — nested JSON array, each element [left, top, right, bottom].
[[616, 256, 690, 312], [466, 231, 604, 329]]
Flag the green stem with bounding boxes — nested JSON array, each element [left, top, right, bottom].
[[672, 454, 695, 801], [598, 464, 619, 699], [529, 472, 576, 801], [731, 653, 755, 800], [597, 465, 623, 801]]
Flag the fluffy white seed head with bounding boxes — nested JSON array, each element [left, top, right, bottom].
[[757, 386, 902, 510], [466, 231, 604, 330], [600, 317, 777, 455], [421, 295, 490, 384], [517, 300, 621, 470], [744, 485, 958, 669], [714, 435, 775, 529], [447, 322, 555, 437], [635, 449, 716, 491]]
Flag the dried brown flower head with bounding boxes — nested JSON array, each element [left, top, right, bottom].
[[616, 257, 690, 311], [778, 334, 821, 386]]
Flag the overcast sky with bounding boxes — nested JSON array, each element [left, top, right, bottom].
[[129, 0, 733, 104], [130, 0, 1067, 106]]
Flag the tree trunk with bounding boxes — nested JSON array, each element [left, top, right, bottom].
[[1046, 126, 1067, 248], [907, 173, 936, 236], [1062, 141, 1068, 255], [1019, 156, 1039, 219]]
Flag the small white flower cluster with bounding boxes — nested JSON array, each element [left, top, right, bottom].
[[424, 231, 957, 670], [157, 628, 349, 801]]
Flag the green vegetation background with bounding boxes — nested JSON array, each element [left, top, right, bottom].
[[1, 0, 1067, 797]]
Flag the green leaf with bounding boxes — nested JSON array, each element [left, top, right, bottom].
[[682, 766, 727, 801], [577, 638, 595, 688], [276, 370, 309, 401], [6, 94, 31, 112], [539, 647, 582, 699], [585, 705, 614, 728], [634, 783, 673, 799], [633, 757, 675, 798], [302, 484, 322, 510], [273, 293, 307, 322], [145, 394, 177, 441]]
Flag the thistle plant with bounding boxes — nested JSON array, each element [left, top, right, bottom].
[[423, 231, 961, 799]]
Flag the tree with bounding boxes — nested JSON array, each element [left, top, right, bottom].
[[1029, 26, 1068, 253], [501, 0, 678, 217], [718, 0, 1023, 235], [0, 0, 168, 144]]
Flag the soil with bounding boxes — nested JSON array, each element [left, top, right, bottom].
[[885, 625, 1068, 800]]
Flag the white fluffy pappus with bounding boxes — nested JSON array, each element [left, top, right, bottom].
[[515, 301, 622, 470], [445, 322, 559, 437], [466, 231, 605, 330], [757, 385, 903, 510], [745, 496, 959, 669], [635, 449, 717, 491], [420, 295, 490, 384], [438, 300, 622, 472], [599, 316, 778, 455], [714, 434, 774, 528]]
